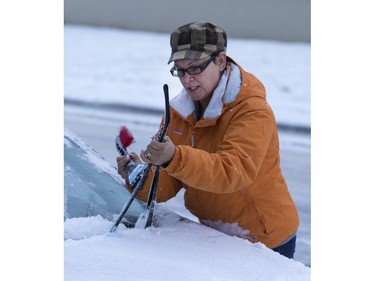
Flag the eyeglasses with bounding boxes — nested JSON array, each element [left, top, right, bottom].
[[170, 54, 217, 77]]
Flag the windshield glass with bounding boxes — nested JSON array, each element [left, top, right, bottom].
[[64, 130, 144, 223]]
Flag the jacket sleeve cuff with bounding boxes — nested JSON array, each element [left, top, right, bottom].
[[162, 146, 181, 174]]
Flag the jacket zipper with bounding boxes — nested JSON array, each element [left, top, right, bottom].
[[191, 128, 195, 147], [192, 106, 200, 148]]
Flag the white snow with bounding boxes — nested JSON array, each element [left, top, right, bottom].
[[64, 208, 310, 281], [64, 25, 310, 129]]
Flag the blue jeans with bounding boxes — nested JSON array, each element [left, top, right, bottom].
[[272, 235, 297, 259]]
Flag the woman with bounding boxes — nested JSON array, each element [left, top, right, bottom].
[[117, 21, 299, 259]]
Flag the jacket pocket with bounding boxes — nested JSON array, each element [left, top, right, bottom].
[[239, 188, 268, 237]]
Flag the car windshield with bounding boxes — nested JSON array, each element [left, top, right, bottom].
[[64, 129, 144, 224]]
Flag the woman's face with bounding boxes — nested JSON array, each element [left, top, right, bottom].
[[174, 53, 226, 106]]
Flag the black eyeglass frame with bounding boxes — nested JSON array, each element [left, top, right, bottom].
[[169, 53, 219, 77]]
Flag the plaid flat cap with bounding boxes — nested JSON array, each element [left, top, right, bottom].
[[168, 21, 227, 64]]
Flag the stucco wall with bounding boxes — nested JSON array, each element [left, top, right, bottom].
[[64, 0, 310, 42]]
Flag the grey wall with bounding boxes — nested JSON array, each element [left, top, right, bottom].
[[64, 0, 310, 42]]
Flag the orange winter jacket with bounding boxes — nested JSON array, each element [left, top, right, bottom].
[[133, 57, 299, 249]]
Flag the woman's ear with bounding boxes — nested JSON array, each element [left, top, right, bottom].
[[215, 52, 227, 71]]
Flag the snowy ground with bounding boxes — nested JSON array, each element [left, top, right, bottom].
[[64, 25, 310, 129]]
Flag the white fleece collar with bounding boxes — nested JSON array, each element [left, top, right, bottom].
[[170, 62, 242, 119]]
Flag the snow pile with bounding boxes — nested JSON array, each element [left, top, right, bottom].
[[65, 206, 311, 281]]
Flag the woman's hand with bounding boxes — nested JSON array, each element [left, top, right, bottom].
[[141, 136, 175, 167], [116, 152, 142, 179]]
